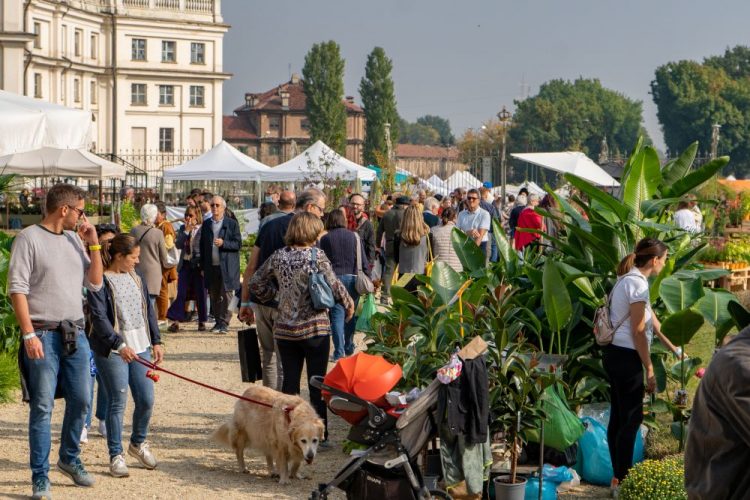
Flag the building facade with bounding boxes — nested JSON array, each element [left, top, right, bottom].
[[395, 144, 468, 180], [0, 0, 228, 177], [223, 74, 365, 166]]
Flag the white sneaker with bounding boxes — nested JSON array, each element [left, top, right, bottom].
[[97, 419, 107, 438], [109, 454, 129, 477], [80, 426, 89, 444], [128, 441, 157, 469]]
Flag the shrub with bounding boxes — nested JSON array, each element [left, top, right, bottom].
[[0, 352, 20, 403], [619, 455, 686, 500]]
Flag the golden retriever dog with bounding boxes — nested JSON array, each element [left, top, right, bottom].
[[212, 384, 325, 484]]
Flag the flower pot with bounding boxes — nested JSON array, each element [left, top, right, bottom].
[[494, 475, 527, 500]]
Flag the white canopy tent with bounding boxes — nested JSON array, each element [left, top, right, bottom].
[[0, 90, 92, 155], [444, 170, 482, 190], [260, 140, 376, 182], [0, 148, 126, 178], [163, 141, 270, 181], [511, 151, 620, 187], [427, 174, 446, 187]]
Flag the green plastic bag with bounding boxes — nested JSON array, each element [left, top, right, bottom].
[[355, 293, 377, 333], [526, 385, 585, 452]]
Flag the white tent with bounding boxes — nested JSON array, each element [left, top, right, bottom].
[[0, 148, 126, 178], [0, 90, 92, 155], [163, 141, 269, 181], [260, 140, 376, 182], [427, 174, 446, 187], [511, 151, 620, 187], [444, 170, 482, 189]]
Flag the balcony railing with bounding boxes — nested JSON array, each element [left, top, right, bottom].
[[155, 0, 179, 8], [186, 0, 213, 11], [122, 0, 214, 12]]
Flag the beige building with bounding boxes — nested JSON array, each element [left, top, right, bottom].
[[395, 144, 468, 179], [0, 0, 228, 177], [223, 74, 365, 166]]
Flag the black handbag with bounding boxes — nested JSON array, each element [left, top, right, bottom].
[[237, 328, 263, 383]]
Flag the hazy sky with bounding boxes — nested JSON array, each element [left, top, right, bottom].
[[222, 0, 750, 152]]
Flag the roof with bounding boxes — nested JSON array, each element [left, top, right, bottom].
[[719, 179, 750, 192], [223, 116, 257, 140], [233, 77, 363, 114], [396, 144, 460, 160]]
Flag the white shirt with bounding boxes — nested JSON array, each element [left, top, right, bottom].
[[456, 207, 491, 242], [691, 205, 703, 229], [674, 209, 698, 232], [211, 217, 224, 265], [611, 268, 652, 350]]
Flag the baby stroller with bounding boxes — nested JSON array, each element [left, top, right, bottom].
[[309, 352, 451, 500]]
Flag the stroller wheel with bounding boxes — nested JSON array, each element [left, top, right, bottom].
[[427, 490, 452, 500]]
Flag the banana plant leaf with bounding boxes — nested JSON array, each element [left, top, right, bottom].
[[659, 276, 705, 314], [430, 261, 464, 306], [451, 227, 486, 273], [729, 301, 750, 330], [564, 173, 631, 222], [641, 198, 685, 218], [491, 218, 514, 265], [670, 357, 702, 382], [542, 260, 573, 334], [662, 156, 729, 198], [672, 269, 730, 281], [650, 258, 675, 304], [694, 288, 738, 340], [651, 353, 668, 393], [661, 309, 704, 347], [555, 261, 597, 302], [622, 146, 661, 223], [547, 186, 591, 231], [660, 141, 698, 189]]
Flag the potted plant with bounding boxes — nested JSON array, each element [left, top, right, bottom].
[[489, 340, 555, 500]]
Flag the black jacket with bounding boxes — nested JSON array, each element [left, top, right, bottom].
[[87, 271, 161, 358], [437, 355, 489, 444], [375, 205, 405, 257], [356, 217, 376, 266], [200, 216, 242, 291]]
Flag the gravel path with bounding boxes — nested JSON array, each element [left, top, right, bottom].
[[0, 318, 608, 499]]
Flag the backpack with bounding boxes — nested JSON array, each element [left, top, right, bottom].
[[593, 277, 631, 346]]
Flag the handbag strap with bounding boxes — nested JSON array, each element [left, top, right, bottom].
[[354, 232, 362, 272], [426, 231, 434, 261], [310, 246, 318, 272], [607, 273, 649, 330], [138, 226, 152, 243]]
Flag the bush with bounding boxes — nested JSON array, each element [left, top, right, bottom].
[[0, 352, 19, 403], [619, 455, 686, 500]]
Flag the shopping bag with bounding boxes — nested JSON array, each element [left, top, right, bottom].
[[237, 328, 263, 383], [355, 293, 377, 333], [526, 385, 584, 452]]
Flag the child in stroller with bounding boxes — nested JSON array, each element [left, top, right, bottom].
[[309, 352, 451, 500]]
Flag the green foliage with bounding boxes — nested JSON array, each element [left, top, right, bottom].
[[398, 117, 442, 145], [360, 47, 399, 166], [509, 78, 648, 158], [0, 352, 20, 403], [416, 115, 455, 145], [119, 200, 139, 234], [619, 455, 686, 500], [0, 232, 18, 354], [302, 40, 347, 155]]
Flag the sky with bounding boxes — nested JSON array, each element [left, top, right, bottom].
[[221, 0, 750, 152]]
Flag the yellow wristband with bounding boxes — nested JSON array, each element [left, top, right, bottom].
[[89, 244, 102, 251]]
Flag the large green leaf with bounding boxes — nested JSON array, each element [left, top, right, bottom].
[[662, 156, 729, 198], [622, 146, 661, 223], [564, 173, 631, 222], [672, 268, 730, 281], [620, 136, 645, 181], [661, 309, 704, 347], [430, 261, 464, 306], [669, 357, 702, 383], [641, 198, 684, 218], [729, 301, 750, 330], [542, 260, 573, 333], [695, 288, 738, 328], [491, 218, 514, 265], [651, 353, 668, 393], [548, 186, 591, 231], [660, 141, 698, 188], [659, 276, 704, 314], [650, 258, 675, 304], [450, 226, 486, 273], [555, 261, 597, 301]]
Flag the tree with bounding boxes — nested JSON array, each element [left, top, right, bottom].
[[652, 48, 750, 175], [509, 78, 649, 159], [302, 41, 347, 155], [417, 115, 455, 145], [398, 118, 440, 145], [360, 47, 399, 166]]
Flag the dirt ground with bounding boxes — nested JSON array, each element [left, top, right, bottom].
[[0, 319, 608, 499]]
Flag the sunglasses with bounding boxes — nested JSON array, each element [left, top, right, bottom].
[[467, 196, 479, 201], [67, 205, 85, 219], [210, 203, 222, 208]]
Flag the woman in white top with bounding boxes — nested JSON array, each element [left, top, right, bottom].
[[674, 200, 698, 232], [89, 234, 163, 478], [604, 237, 682, 493]]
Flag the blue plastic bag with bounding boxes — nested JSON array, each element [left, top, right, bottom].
[[542, 464, 574, 484], [574, 416, 644, 486], [524, 477, 557, 500]]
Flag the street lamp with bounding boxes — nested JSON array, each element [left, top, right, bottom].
[[497, 106, 512, 207]]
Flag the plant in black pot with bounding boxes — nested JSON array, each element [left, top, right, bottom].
[[489, 340, 555, 500]]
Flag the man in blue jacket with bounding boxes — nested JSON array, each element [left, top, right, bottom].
[[200, 195, 242, 334]]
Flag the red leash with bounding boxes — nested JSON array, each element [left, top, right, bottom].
[[133, 356, 292, 418]]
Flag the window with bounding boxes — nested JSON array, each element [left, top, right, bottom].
[[301, 118, 311, 131], [61, 25, 67, 55], [74, 29, 82, 57], [60, 75, 65, 101], [237, 146, 248, 154], [189, 85, 204, 107], [161, 40, 176, 62], [33, 73, 42, 98], [131, 38, 146, 61], [159, 85, 174, 105], [73, 78, 80, 103], [131, 83, 146, 105], [33, 22, 41, 49], [190, 42, 205, 64], [159, 128, 174, 152], [90, 34, 98, 59], [269, 115, 280, 130], [90, 81, 97, 105], [269, 143, 281, 156]]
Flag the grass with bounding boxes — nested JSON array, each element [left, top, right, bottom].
[[0, 351, 20, 403]]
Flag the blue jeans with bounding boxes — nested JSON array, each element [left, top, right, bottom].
[[489, 236, 499, 263], [85, 374, 107, 428], [23, 328, 91, 482], [95, 349, 154, 459], [329, 274, 359, 360]]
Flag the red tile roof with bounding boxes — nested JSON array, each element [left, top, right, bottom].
[[396, 144, 460, 160], [234, 77, 363, 114], [222, 116, 257, 140]]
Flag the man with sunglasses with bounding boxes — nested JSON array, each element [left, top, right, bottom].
[[9, 183, 103, 499], [456, 188, 491, 255]]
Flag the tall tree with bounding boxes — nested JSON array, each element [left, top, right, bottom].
[[509, 78, 648, 159], [302, 41, 347, 155], [399, 118, 441, 145], [360, 47, 399, 166], [416, 115, 455, 145]]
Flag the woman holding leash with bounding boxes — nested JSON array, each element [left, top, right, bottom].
[[248, 212, 354, 446], [604, 237, 683, 496], [88, 234, 164, 478]]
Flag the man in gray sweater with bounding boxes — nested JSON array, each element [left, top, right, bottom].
[[9, 183, 102, 499]]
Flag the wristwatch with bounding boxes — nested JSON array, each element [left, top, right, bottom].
[[116, 342, 127, 353]]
